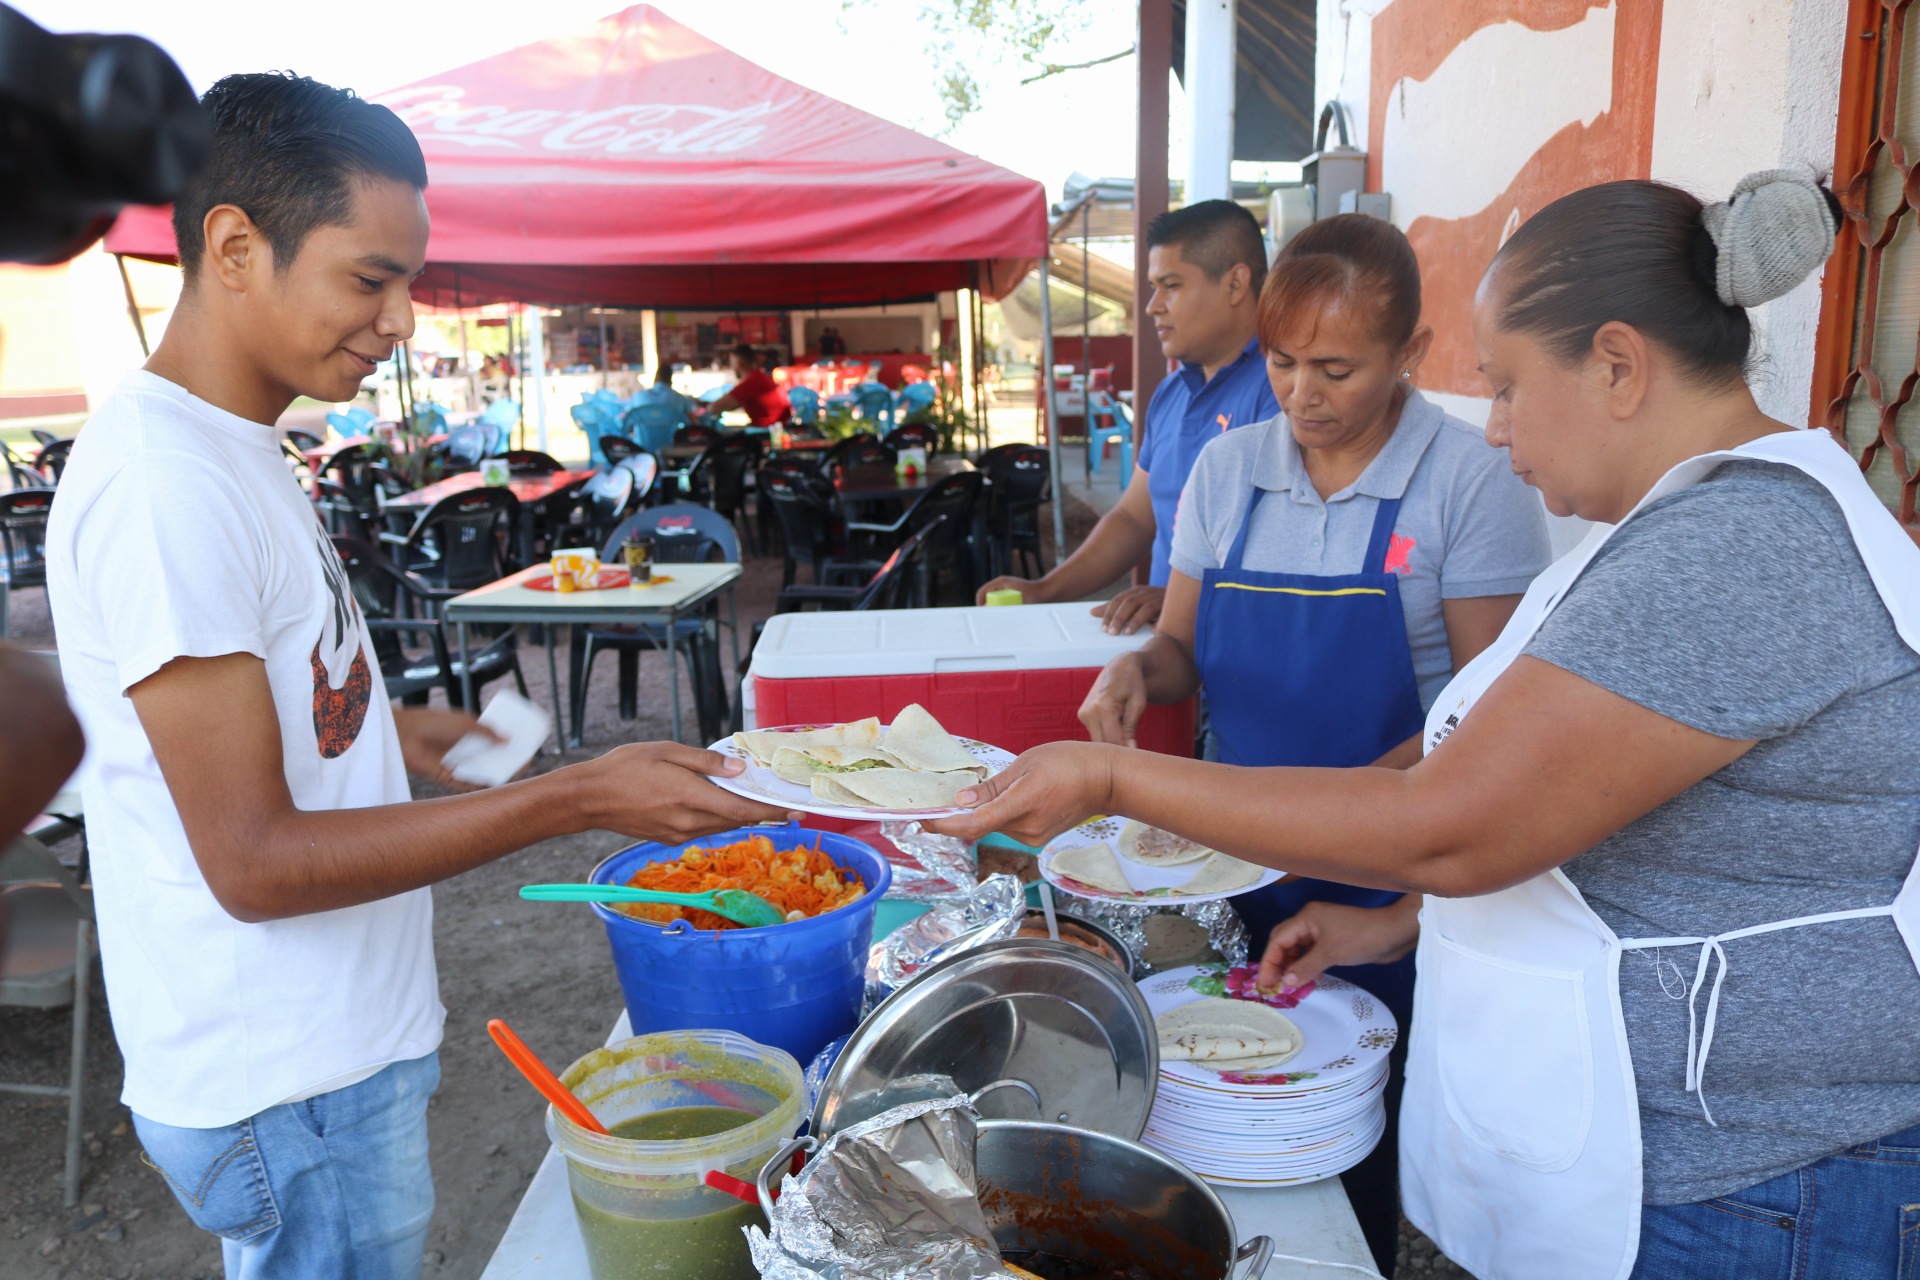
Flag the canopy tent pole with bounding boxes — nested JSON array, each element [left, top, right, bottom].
[[113, 254, 150, 358], [525, 304, 548, 453], [1082, 201, 1092, 481], [972, 283, 988, 453], [957, 283, 977, 450], [1040, 255, 1066, 559], [598, 308, 610, 389], [641, 310, 660, 382]]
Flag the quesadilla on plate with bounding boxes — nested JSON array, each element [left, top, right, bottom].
[[768, 744, 903, 786], [808, 767, 980, 810], [1157, 997, 1304, 1070], [1048, 841, 1140, 895], [1176, 853, 1266, 896], [732, 717, 883, 766], [881, 703, 989, 778]]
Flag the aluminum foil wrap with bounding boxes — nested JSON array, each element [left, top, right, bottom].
[[1050, 887, 1251, 974], [877, 821, 978, 898], [745, 1092, 1008, 1280], [865, 873, 1027, 1004]]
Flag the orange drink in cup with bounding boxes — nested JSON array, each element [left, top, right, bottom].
[[550, 548, 600, 592]]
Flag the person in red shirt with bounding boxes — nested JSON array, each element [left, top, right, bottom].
[[699, 344, 788, 426]]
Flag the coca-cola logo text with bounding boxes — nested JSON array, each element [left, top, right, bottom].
[[375, 86, 788, 155]]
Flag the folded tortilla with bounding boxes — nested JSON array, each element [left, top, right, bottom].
[[1173, 853, 1266, 896], [881, 703, 986, 778], [732, 717, 882, 766], [808, 767, 980, 810], [1157, 997, 1303, 1068], [1117, 820, 1217, 868], [1048, 841, 1139, 895], [768, 744, 903, 786]]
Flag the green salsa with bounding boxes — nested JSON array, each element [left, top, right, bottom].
[[813, 757, 889, 773], [612, 1106, 756, 1141], [572, 1107, 767, 1279]]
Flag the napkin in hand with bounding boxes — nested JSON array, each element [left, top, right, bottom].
[[440, 690, 551, 786]]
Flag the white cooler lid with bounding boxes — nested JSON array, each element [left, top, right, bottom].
[[748, 602, 1154, 678]]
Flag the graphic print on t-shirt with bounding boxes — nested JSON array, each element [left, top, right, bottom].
[[311, 527, 371, 759], [1384, 533, 1417, 576]]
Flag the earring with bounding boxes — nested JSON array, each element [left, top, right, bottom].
[[1400, 370, 1411, 379]]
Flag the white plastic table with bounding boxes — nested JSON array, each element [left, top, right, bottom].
[[478, 1015, 1381, 1280], [442, 561, 742, 747]]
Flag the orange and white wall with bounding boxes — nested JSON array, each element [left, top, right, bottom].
[[1319, 0, 1849, 432]]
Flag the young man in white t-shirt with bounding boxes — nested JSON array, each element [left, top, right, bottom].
[[45, 73, 784, 1279]]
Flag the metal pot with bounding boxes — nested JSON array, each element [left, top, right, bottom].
[[977, 1120, 1272, 1280]]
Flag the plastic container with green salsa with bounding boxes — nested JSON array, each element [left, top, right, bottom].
[[547, 1031, 804, 1280]]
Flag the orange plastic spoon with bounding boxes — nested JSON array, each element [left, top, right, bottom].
[[486, 1018, 607, 1135]]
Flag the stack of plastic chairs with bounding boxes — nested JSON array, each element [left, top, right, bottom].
[[572, 399, 620, 464], [851, 382, 894, 430], [325, 405, 376, 437], [895, 383, 938, 425], [786, 386, 822, 428], [622, 400, 682, 456]]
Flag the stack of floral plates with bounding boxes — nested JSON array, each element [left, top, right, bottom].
[[1137, 963, 1399, 1186]]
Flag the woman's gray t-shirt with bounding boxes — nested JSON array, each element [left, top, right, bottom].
[[1525, 458, 1920, 1206]]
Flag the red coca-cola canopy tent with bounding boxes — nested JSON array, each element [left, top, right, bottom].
[[106, 4, 1047, 309]]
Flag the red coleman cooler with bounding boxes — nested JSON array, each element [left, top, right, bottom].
[[745, 602, 1196, 757]]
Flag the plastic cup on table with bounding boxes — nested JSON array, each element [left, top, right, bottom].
[[984, 588, 1023, 606]]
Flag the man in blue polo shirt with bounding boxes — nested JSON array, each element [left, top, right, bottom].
[[980, 200, 1276, 632]]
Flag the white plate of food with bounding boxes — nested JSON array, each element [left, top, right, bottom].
[[709, 704, 1014, 820], [1137, 965, 1398, 1093], [1037, 816, 1285, 904]]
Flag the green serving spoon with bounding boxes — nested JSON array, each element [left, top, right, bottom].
[[518, 883, 789, 929]]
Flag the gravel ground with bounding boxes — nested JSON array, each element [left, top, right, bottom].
[[0, 486, 1482, 1280]]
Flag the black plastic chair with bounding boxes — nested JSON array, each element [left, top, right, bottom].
[[285, 428, 325, 453], [566, 505, 737, 746], [775, 515, 941, 613], [821, 436, 895, 481], [0, 488, 53, 637], [384, 487, 520, 591], [330, 535, 524, 708], [703, 433, 764, 554], [844, 470, 985, 604], [499, 450, 562, 475], [32, 440, 73, 485], [881, 423, 940, 453], [813, 432, 877, 477], [599, 434, 643, 467], [760, 466, 863, 589], [29, 430, 58, 448], [2, 442, 45, 491], [982, 445, 1051, 579], [671, 423, 721, 451]]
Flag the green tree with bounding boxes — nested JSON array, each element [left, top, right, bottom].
[[845, 0, 1130, 133]]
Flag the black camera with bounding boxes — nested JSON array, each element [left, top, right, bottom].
[[0, 2, 206, 264]]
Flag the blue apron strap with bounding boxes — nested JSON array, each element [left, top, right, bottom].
[[1362, 498, 1402, 574], [1222, 486, 1269, 572]]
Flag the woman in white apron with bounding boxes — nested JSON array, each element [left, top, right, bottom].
[[934, 170, 1920, 1279]]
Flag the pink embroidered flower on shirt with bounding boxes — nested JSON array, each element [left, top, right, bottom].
[[1384, 533, 1417, 576]]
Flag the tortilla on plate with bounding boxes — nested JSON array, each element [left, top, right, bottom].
[[1175, 853, 1266, 896], [1048, 841, 1140, 895], [768, 744, 903, 786], [1116, 820, 1218, 868], [1157, 997, 1304, 1069], [808, 767, 980, 810], [732, 717, 882, 766], [882, 703, 987, 778]]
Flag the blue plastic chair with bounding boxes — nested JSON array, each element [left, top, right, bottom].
[[571, 401, 617, 463], [786, 386, 822, 427], [622, 400, 683, 455], [480, 398, 519, 430], [852, 382, 894, 429], [1087, 391, 1134, 478], [895, 383, 937, 425], [698, 385, 729, 404]]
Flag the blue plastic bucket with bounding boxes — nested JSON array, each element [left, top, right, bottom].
[[589, 825, 892, 1067]]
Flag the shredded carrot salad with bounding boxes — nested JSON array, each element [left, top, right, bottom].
[[620, 834, 865, 930]]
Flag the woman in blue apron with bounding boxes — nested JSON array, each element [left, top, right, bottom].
[[1074, 214, 1551, 1274]]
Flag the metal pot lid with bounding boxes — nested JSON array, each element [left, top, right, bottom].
[[812, 937, 1158, 1142]]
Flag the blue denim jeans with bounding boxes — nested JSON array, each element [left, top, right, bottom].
[[1632, 1120, 1920, 1279], [133, 1053, 439, 1280]]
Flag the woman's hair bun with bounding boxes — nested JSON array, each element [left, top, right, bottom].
[[1700, 169, 1839, 308]]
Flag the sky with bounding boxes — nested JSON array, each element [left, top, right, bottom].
[[24, 0, 1169, 202]]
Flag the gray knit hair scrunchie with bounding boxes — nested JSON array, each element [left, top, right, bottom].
[[1700, 170, 1838, 308]]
